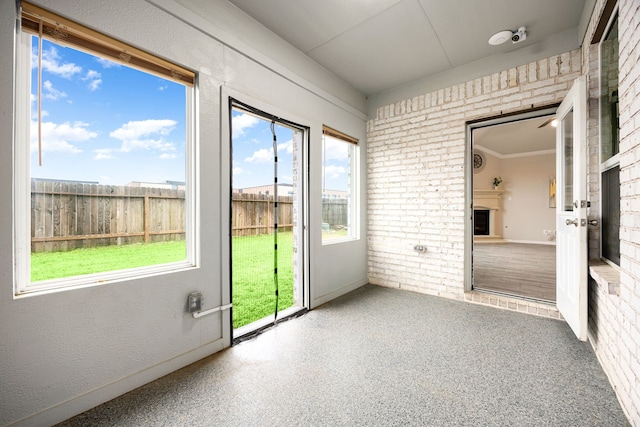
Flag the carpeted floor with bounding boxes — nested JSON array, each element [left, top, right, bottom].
[[57, 284, 628, 426]]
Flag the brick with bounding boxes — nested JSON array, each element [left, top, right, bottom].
[[367, 3, 640, 420]]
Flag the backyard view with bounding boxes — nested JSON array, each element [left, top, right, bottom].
[[24, 30, 351, 329], [30, 234, 293, 330]]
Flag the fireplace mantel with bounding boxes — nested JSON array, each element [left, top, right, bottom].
[[473, 190, 503, 210]]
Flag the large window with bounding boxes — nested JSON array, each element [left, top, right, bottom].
[[15, 2, 196, 294], [599, 11, 620, 265], [321, 125, 358, 243]]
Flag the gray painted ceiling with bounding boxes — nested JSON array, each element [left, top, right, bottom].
[[228, 0, 588, 96]]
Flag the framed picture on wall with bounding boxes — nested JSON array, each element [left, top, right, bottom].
[[549, 176, 556, 208]]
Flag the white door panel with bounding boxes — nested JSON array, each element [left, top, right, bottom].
[[556, 76, 588, 341]]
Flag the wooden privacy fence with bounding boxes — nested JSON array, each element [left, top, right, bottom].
[[322, 198, 348, 230], [31, 179, 351, 251], [31, 179, 185, 253], [232, 192, 293, 237], [231, 194, 348, 237]]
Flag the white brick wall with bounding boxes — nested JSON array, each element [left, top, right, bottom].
[[367, 0, 640, 423], [583, 0, 640, 424], [367, 53, 580, 299]]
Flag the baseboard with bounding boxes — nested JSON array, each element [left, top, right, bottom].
[[504, 239, 556, 246], [9, 339, 226, 427], [312, 279, 368, 308]]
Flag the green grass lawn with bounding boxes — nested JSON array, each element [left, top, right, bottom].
[[30, 240, 187, 282], [30, 233, 295, 330], [232, 232, 294, 329]]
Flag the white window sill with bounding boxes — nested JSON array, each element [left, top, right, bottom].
[[589, 259, 620, 296]]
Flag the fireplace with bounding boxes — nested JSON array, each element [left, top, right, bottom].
[[474, 209, 490, 235], [473, 190, 503, 241]]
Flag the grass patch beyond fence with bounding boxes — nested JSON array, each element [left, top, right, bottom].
[[30, 233, 295, 330]]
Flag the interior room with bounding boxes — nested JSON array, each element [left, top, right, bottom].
[[1, 0, 639, 425], [472, 114, 557, 301]]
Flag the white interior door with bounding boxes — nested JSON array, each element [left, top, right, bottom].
[[556, 76, 588, 341]]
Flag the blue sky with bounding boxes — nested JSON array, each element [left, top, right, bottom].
[[231, 112, 350, 192], [31, 37, 187, 186], [31, 36, 349, 191], [231, 111, 295, 189]]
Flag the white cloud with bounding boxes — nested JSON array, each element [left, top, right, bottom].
[[158, 85, 168, 91], [85, 70, 100, 79], [109, 119, 178, 153], [159, 153, 177, 159], [232, 113, 260, 138], [245, 148, 272, 163], [35, 46, 82, 79], [94, 148, 113, 160], [83, 70, 102, 91], [277, 139, 293, 154], [30, 120, 97, 154], [233, 167, 244, 175], [323, 137, 348, 160], [119, 138, 176, 153], [324, 165, 346, 178], [42, 80, 67, 101], [110, 119, 176, 140], [87, 78, 102, 91]]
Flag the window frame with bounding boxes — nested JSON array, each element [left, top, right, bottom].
[[14, 4, 199, 296], [598, 7, 620, 267], [321, 125, 359, 244]]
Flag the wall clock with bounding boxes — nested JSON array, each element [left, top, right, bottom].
[[473, 150, 486, 173]]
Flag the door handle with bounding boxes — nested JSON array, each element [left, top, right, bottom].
[[566, 218, 579, 226], [588, 219, 599, 226]]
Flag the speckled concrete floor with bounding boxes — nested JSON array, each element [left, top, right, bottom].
[[58, 285, 629, 426]]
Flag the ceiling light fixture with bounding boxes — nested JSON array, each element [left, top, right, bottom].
[[488, 30, 513, 46], [488, 26, 527, 45]]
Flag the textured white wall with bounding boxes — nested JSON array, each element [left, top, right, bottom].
[[0, 1, 367, 425]]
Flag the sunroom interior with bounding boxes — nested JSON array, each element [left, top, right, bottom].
[[1, 0, 638, 425]]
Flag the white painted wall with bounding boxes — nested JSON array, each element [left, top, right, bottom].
[[500, 154, 556, 243], [0, 1, 368, 425], [474, 152, 556, 243], [473, 150, 501, 190]]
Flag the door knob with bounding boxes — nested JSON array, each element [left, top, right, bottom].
[[566, 218, 579, 226], [588, 219, 599, 226]]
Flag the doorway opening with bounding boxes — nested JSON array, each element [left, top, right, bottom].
[[469, 109, 558, 302], [230, 99, 308, 341]]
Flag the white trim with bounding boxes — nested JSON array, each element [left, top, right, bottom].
[[466, 107, 558, 293], [504, 239, 556, 246], [597, 7, 620, 265], [14, 31, 32, 295], [475, 144, 556, 159], [221, 85, 312, 334], [13, 30, 198, 297], [321, 134, 359, 244]]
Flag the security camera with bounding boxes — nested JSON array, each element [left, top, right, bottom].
[[512, 26, 527, 44]]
